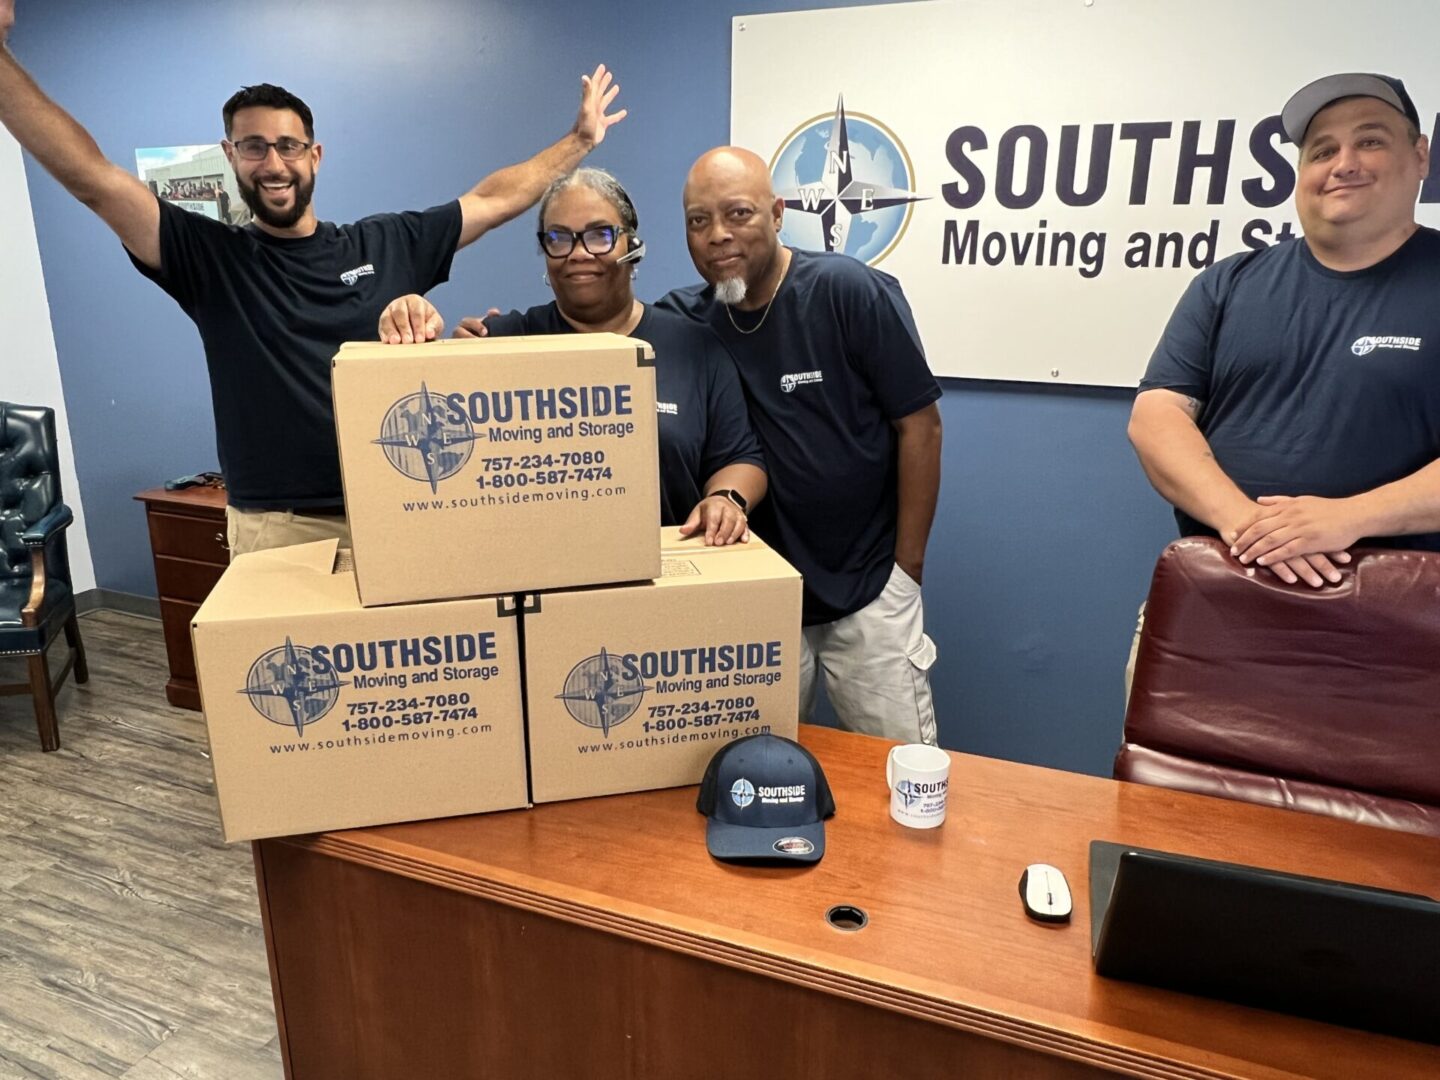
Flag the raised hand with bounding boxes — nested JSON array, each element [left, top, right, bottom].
[[573, 64, 626, 150]]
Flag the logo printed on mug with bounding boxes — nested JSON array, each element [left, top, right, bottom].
[[886, 743, 951, 829]]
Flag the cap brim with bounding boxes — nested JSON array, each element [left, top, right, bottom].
[[1282, 74, 1407, 143], [706, 819, 826, 864]]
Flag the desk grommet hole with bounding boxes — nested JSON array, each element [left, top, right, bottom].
[[826, 904, 869, 932]]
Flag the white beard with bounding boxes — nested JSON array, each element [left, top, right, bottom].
[[714, 277, 748, 306]]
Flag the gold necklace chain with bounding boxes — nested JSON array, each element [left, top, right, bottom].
[[724, 260, 789, 335]]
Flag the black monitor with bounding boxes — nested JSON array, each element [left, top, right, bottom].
[[1089, 840, 1440, 1044]]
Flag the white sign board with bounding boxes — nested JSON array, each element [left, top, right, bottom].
[[731, 0, 1440, 385]]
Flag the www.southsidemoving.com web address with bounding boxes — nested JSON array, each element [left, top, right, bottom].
[[269, 723, 490, 754], [403, 486, 626, 512], [578, 723, 770, 755]]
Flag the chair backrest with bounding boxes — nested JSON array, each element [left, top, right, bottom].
[[1117, 537, 1440, 837], [0, 402, 63, 584]]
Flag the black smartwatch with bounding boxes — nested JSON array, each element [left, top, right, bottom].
[[708, 488, 748, 513]]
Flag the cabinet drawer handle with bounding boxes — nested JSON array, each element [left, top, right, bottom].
[[215, 532, 230, 551]]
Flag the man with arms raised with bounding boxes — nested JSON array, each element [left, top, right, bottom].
[[1132, 73, 1440, 588], [661, 148, 943, 744], [0, 0, 624, 555]]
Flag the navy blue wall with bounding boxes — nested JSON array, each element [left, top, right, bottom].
[[17, 0, 1177, 775]]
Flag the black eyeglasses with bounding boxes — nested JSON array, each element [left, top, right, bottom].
[[537, 225, 631, 258], [231, 136, 313, 162]]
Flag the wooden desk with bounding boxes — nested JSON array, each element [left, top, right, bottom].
[[253, 728, 1440, 1079], [134, 485, 228, 710]]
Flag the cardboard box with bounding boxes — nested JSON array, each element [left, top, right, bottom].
[[522, 529, 802, 803], [332, 334, 660, 606], [191, 541, 528, 841]]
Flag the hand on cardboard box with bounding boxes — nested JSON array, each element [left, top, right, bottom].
[[453, 311, 500, 339], [378, 294, 444, 345], [680, 495, 750, 547]]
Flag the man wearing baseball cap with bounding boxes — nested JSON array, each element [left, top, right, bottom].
[[1129, 73, 1440, 597]]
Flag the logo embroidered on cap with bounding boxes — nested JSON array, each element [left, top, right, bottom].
[[780, 371, 824, 393], [757, 784, 806, 804], [1351, 335, 1421, 356], [340, 263, 375, 286], [773, 836, 815, 855], [730, 778, 756, 808]]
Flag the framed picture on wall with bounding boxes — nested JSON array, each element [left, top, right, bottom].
[[135, 144, 248, 226]]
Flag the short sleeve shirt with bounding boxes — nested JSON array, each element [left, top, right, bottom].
[[129, 197, 462, 508], [660, 249, 942, 623], [483, 302, 765, 526], [1141, 228, 1440, 551]]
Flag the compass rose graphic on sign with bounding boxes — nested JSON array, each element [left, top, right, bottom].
[[772, 94, 927, 266]]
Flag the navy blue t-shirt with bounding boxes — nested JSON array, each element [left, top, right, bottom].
[[130, 197, 462, 509], [1142, 228, 1440, 552], [661, 249, 942, 624], [482, 302, 765, 526]]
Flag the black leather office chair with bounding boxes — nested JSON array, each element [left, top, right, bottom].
[[0, 402, 88, 751]]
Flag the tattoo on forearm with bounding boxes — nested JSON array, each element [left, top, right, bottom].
[[1184, 396, 1203, 419]]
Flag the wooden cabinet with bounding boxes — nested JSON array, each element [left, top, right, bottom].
[[135, 485, 228, 710]]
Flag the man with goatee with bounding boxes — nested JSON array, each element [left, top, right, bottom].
[[662, 147, 943, 744]]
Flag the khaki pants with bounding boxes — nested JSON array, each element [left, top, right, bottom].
[[225, 506, 352, 559], [799, 562, 938, 744]]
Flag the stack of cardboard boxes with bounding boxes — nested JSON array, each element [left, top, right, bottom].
[[191, 334, 802, 840]]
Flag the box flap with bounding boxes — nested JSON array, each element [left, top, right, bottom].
[[660, 526, 773, 553], [243, 538, 339, 572], [194, 539, 361, 625]]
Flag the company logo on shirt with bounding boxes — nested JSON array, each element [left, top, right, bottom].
[[340, 263, 375, 286], [657, 401, 678, 416], [779, 370, 824, 393], [1351, 335, 1422, 356]]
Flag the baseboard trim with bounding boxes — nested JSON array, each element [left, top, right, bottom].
[[76, 589, 160, 620]]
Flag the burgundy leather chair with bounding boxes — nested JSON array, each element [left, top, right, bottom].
[[1116, 536, 1440, 838]]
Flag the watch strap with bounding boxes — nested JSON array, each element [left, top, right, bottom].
[[708, 488, 748, 513]]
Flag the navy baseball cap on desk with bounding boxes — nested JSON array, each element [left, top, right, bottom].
[[697, 734, 836, 864]]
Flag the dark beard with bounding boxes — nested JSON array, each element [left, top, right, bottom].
[[237, 173, 314, 230]]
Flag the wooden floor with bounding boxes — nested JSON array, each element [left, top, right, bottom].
[[0, 612, 281, 1080]]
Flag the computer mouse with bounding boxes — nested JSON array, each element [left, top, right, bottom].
[[1019, 863, 1072, 923]]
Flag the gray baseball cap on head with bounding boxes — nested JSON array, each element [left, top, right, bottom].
[[1282, 73, 1421, 144]]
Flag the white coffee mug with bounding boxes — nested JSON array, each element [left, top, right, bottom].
[[886, 743, 950, 829]]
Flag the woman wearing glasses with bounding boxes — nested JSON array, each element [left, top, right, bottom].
[[379, 168, 766, 545]]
